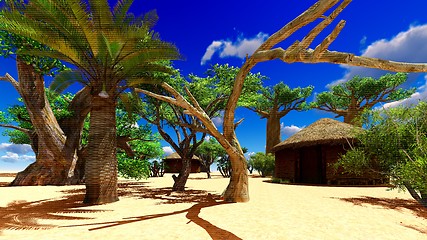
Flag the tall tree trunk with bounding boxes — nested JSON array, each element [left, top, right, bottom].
[[172, 157, 191, 191], [11, 59, 77, 185], [84, 95, 118, 204], [222, 151, 249, 202], [266, 115, 281, 154]]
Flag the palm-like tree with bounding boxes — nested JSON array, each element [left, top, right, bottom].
[[0, 0, 180, 204]]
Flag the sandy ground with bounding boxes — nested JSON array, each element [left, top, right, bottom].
[[0, 172, 426, 240]]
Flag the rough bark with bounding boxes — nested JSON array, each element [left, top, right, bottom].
[[1, 64, 91, 185], [83, 95, 118, 204], [266, 115, 281, 154], [172, 157, 192, 191], [404, 182, 427, 208], [9, 60, 73, 185], [223, 149, 249, 202]]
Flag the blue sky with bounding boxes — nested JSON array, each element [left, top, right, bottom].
[[2, 0, 427, 171]]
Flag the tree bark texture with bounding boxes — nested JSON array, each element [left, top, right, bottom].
[[83, 95, 118, 204], [222, 151, 249, 202], [172, 157, 192, 191], [266, 115, 281, 154], [10, 60, 80, 185]]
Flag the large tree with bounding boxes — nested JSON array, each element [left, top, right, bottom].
[[136, 70, 226, 190], [0, 91, 163, 182], [243, 82, 313, 153], [138, 0, 427, 203], [0, 0, 179, 204], [337, 102, 427, 207], [310, 73, 414, 125]]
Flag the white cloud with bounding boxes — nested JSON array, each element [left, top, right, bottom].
[[211, 110, 224, 128], [200, 32, 269, 65], [382, 76, 427, 109], [0, 143, 33, 154], [211, 116, 223, 127], [331, 24, 427, 87], [281, 124, 304, 137], [200, 41, 223, 65], [162, 146, 174, 156], [0, 152, 35, 163]]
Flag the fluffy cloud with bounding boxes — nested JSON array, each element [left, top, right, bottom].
[[281, 124, 304, 137], [162, 146, 174, 156], [383, 76, 427, 109], [211, 110, 224, 128], [0, 152, 35, 163], [330, 24, 427, 87], [201, 32, 269, 65], [0, 143, 32, 154]]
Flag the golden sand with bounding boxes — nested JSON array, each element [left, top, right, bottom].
[[0, 172, 426, 240]]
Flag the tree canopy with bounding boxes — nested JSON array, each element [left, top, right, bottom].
[[337, 102, 427, 207], [242, 81, 313, 153], [311, 73, 414, 125]]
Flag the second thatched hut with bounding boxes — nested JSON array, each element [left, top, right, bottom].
[[163, 152, 202, 173], [272, 118, 385, 185]]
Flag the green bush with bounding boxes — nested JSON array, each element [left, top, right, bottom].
[[250, 152, 275, 177], [117, 153, 151, 180]]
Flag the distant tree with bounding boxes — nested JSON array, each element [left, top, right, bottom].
[[242, 82, 313, 153], [310, 73, 414, 125], [150, 160, 165, 177], [337, 102, 427, 208], [250, 152, 275, 177], [195, 137, 224, 178], [247, 157, 254, 174]]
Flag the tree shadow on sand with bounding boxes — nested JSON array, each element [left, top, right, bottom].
[[337, 196, 427, 234], [1, 182, 242, 239], [0, 192, 109, 235], [61, 182, 242, 240]]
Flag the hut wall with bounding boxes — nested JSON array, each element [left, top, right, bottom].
[[164, 159, 201, 173], [274, 149, 297, 181], [324, 145, 347, 182]]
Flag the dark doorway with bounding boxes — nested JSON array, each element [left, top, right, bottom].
[[299, 146, 322, 183]]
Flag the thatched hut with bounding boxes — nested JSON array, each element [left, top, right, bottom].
[[272, 118, 385, 185], [163, 152, 202, 173]]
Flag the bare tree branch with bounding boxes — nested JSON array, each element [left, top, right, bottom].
[[0, 73, 22, 96], [0, 123, 31, 135]]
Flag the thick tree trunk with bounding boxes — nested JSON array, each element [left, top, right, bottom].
[[84, 95, 118, 204], [404, 183, 427, 208], [266, 115, 281, 154], [11, 59, 79, 185], [172, 157, 191, 191], [223, 152, 249, 202]]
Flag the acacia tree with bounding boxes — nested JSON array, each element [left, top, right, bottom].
[[242, 82, 313, 153], [136, 70, 228, 190], [0, 0, 180, 204], [138, 0, 427, 203], [310, 73, 414, 125], [195, 137, 224, 179], [337, 102, 427, 207]]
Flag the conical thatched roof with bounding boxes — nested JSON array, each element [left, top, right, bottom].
[[164, 152, 200, 160], [272, 118, 362, 152]]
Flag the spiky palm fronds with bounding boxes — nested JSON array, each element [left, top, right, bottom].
[[0, 0, 180, 96]]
